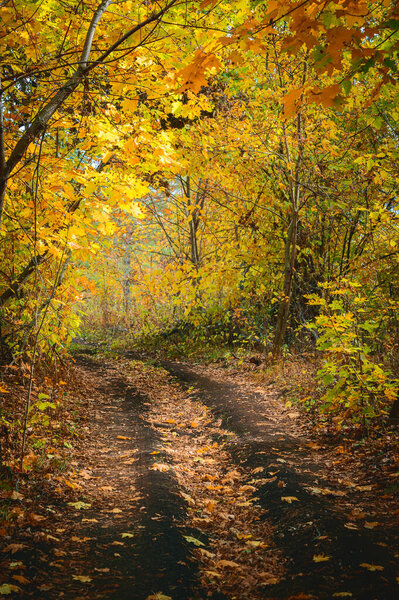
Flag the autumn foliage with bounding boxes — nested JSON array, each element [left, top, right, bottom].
[[0, 0, 398, 428]]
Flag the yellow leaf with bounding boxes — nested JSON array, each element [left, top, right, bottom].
[[313, 554, 331, 562], [64, 479, 81, 490], [121, 97, 138, 113], [102, 152, 113, 164], [360, 563, 384, 572], [72, 575, 92, 583], [67, 501, 91, 510], [281, 496, 299, 503], [0, 584, 20, 595]]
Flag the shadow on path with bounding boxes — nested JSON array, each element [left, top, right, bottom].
[[163, 360, 399, 600]]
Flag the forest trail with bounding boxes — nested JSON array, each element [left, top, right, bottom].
[[4, 353, 398, 599]]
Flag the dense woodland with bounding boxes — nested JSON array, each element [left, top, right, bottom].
[[1, 2, 399, 598], [1, 0, 399, 427]]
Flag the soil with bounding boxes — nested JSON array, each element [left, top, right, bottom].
[[1, 352, 398, 600], [162, 360, 399, 600]]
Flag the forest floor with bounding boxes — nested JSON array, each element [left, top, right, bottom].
[[1, 350, 399, 599]]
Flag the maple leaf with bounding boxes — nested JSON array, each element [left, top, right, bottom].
[[282, 87, 303, 120], [308, 84, 342, 109], [178, 50, 221, 94], [313, 554, 331, 562]]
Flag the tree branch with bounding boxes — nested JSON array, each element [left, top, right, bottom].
[[0, 0, 179, 227]]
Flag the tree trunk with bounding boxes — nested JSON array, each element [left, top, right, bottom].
[[273, 211, 298, 355]]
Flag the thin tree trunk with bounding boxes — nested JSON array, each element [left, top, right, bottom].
[[273, 211, 298, 353], [272, 46, 307, 356]]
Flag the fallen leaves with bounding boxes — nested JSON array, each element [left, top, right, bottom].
[[144, 364, 284, 600], [0, 584, 20, 595], [313, 554, 331, 563], [67, 501, 91, 510], [360, 563, 384, 572], [2, 544, 26, 554], [11, 575, 29, 585], [281, 496, 299, 503], [150, 463, 170, 472], [183, 535, 205, 547], [216, 559, 241, 569], [72, 575, 92, 582]]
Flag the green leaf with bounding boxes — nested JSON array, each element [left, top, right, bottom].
[[0, 585, 20, 595], [342, 80, 351, 96], [183, 535, 205, 547], [36, 401, 56, 411], [67, 501, 91, 510]]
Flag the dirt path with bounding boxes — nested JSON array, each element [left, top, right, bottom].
[[2, 354, 398, 599], [163, 360, 399, 600]]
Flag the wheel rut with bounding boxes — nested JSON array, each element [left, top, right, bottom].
[[5, 354, 398, 600], [162, 360, 399, 600]]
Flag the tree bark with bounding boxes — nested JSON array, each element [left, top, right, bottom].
[[273, 211, 298, 353]]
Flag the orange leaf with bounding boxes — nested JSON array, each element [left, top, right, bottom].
[[282, 87, 303, 120], [200, 0, 219, 8], [216, 560, 241, 569], [309, 84, 342, 108], [12, 575, 30, 585]]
